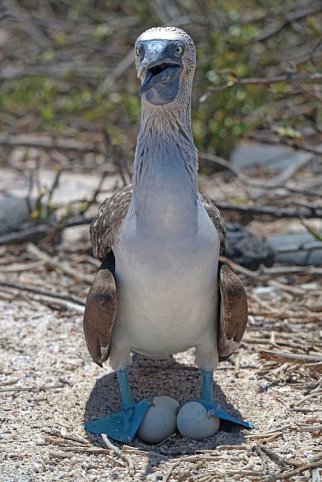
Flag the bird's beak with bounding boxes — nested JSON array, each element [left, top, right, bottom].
[[137, 40, 182, 104]]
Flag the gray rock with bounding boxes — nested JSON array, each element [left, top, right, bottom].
[[267, 232, 322, 266], [0, 196, 31, 235], [230, 142, 309, 172], [226, 223, 275, 270]]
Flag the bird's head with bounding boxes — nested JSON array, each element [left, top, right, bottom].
[[135, 27, 196, 106]]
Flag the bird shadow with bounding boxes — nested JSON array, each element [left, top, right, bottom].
[[84, 354, 247, 477]]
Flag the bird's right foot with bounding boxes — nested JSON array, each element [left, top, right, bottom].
[[85, 399, 151, 443]]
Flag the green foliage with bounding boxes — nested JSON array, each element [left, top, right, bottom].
[[1, 0, 321, 161]]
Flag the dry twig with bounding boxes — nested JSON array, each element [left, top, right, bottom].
[[259, 350, 322, 367], [215, 201, 322, 220], [101, 434, 134, 475], [0, 278, 85, 306], [0, 383, 64, 393], [265, 457, 322, 481], [26, 243, 92, 284]]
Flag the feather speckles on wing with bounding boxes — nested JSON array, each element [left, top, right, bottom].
[[201, 194, 227, 255], [90, 185, 132, 259]]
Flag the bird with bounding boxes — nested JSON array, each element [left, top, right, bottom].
[[83, 26, 251, 443]]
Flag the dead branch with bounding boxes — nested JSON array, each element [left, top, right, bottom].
[[101, 434, 134, 475], [0, 383, 64, 393], [249, 133, 322, 156], [200, 151, 313, 189], [254, 3, 322, 43], [46, 168, 64, 215], [59, 446, 126, 464], [275, 241, 322, 254], [0, 224, 53, 246], [215, 201, 322, 219], [0, 278, 85, 306], [103, 130, 131, 187], [266, 457, 322, 481], [78, 171, 108, 216], [0, 260, 44, 273], [204, 72, 322, 95], [26, 243, 92, 284], [0, 215, 94, 247], [248, 309, 322, 321], [0, 64, 107, 81], [220, 256, 322, 279], [0, 134, 100, 153], [3, 0, 51, 47], [259, 350, 322, 367], [98, 49, 135, 94], [42, 429, 90, 446], [258, 445, 303, 469]]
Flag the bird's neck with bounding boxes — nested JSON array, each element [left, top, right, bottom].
[[133, 99, 198, 193], [130, 99, 199, 232]]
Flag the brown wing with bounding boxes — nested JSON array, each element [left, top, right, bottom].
[[201, 194, 226, 255], [85, 185, 131, 365], [83, 254, 117, 366], [218, 264, 248, 360], [90, 184, 132, 259], [201, 195, 247, 358]]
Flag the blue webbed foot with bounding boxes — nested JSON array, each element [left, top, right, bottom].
[[85, 369, 152, 443], [195, 399, 254, 429], [198, 369, 254, 430], [84, 399, 151, 443]]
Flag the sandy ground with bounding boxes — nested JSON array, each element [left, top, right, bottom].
[[0, 160, 321, 481], [0, 238, 321, 481]]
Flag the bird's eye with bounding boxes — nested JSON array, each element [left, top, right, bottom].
[[135, 46, 142, 57], [175, 43, 184, 56]]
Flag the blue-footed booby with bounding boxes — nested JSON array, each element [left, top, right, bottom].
[[84, 27, 252, 442]]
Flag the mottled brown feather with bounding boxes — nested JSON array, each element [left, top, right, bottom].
[[200, 193, 227, 255], [83, 267, 117, 366], [90, 185, 132, 259], [218, 264, 248, 360]]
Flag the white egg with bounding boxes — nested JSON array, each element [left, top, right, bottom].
[[137, 396, 179, 444], [177, 402, 220, 440]]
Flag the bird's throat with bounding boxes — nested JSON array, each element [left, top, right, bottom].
[[131, 106, 199, 231]]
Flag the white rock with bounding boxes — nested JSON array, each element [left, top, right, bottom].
[[177, 402, 220, 440], [137, 396, 178, 444]]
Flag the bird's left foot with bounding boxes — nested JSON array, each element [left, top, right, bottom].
[[197, 399, 254, 428], [201, 369, 254, 428], [176, 399, 254, 439], [176, 369, 254, 439]]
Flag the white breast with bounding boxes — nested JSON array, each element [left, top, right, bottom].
[[110, 200, 220, 363]]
